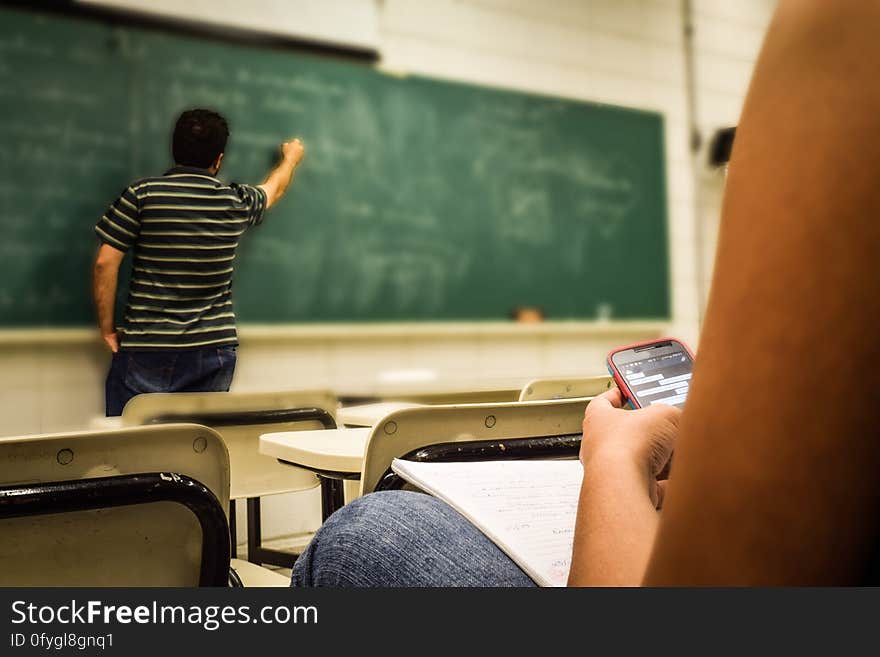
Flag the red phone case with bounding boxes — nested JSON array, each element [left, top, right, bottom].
[[606, 337, 694, 408]]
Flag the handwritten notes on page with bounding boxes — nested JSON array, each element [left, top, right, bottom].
[[390, 459, 583, 587]]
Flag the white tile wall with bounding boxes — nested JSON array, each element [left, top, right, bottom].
[[0, 348, 41, 436], [232, 341, 332, 392], [692, 0, 777, 315], [0, 344, 107, 437]]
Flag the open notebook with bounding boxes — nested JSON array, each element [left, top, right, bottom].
[[390, 458, 583, 587]]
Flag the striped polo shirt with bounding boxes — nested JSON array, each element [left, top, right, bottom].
[[94, 166, 267, 350]]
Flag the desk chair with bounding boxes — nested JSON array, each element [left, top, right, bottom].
[[0, 424, 234, 586], [359, 398, 589, 496], [121, 390, 337, 568], [518, 375, 613, 401]]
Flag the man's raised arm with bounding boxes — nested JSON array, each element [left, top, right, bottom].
[[259, 138, 305, 209]]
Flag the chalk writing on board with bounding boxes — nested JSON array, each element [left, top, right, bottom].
[[503, 186, 553, 245], [304, 134, 363, 174], [0, 34, 53, 57], [31, 86, 100, 108], [339, 201, 376, 220], [163, 80, 251, 108], [68, 44, 104, 64], [233, 68, 345, 97], [0, 121, 126, 151], [473, 97, 569, 123], [0, 241, 28, 258], [230, 130, 282, 148], [260, 93, 306, 115], [170, 58, 228, 81]]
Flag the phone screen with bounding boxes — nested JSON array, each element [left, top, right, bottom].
[[612, 341, 693, 409]]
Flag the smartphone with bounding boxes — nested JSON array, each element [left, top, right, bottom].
[[607, 338, 694, 409]]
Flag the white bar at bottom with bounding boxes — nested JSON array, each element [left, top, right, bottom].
[[651, 393, 687, 406]]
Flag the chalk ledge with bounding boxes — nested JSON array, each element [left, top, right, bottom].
[[0, 320, 669, 345]]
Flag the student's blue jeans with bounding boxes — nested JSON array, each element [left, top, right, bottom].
[[291, 491, 537, 587], [105, 347, 237, 416]]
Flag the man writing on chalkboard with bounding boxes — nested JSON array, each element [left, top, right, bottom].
[[92, 109, 304, 415]]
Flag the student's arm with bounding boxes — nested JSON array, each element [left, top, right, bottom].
[[568, 389, 680, 586], [644, 0, 880, 585], [570, 0, 880, 586], [259, 138, 305, 209], [92, 243, 125, 353]]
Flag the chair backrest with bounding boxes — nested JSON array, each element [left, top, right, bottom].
[[518, 375, 613, 401], [390, 388, 521, 404], [121, 390, 338, 499], [360, 398, 588, 495], [0, 424, 229, 586]]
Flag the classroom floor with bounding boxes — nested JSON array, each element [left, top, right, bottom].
[[236, 535, 301, 584], [269, 566, 293, 580]]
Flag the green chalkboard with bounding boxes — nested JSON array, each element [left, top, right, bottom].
[[0, 7, 669, 326]]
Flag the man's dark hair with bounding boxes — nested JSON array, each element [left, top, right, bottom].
[[172, 109, 229, 168]]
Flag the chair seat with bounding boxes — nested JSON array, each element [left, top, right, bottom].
[[230, 558, 291, 587]]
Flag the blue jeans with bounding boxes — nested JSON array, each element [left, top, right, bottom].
[[291, 490, 537, 587], [105, 347, 237, 416]]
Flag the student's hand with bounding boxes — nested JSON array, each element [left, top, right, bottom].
[[281, 138, 305, 165], [580, 387, 681, 507], [102, 331, 120, 353]]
